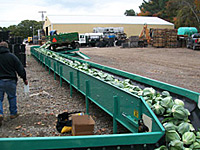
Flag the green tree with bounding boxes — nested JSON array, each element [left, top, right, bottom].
[[175, 0, 200, 29], [138, 0, 200, 30], [5, 20, 43, 39], [16, 20, 43, 39], [138, 0, 170, 19], [124, 9, 136, 16], [7, 25, 18, 36], [0, 26, 9, 32]]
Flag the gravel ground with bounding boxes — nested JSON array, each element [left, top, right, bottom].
[[0, 46, 199, 138], [80, 47, 200, 93], [0, 49, 128, 138]]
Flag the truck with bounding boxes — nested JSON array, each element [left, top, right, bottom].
[[93, 27, 124, 35], [186, 33, 200, 50], [177, 27, 198, 48], [47, 32, 79, 50], [93, 27, 127, 47], [78, 33, 103, 47], [78, 31, 127, 48]]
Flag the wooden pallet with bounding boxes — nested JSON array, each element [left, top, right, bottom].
[[152, 29, 177, 48]]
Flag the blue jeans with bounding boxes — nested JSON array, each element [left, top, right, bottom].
[[0, 79, 17, 116]]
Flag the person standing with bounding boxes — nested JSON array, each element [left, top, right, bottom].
[[0, 42, 28, 126]]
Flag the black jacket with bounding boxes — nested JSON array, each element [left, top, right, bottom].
[[0, 46, 27, 81]]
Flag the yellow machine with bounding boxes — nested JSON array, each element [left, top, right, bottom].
[[139, 24, 151, 45], [28, 37, 33, 43]]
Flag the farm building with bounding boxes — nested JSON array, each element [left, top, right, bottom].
[[43, 15, 174, 37]]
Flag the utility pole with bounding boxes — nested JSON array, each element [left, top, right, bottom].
[[30, 25, 34, 44], [38, 11, 47, 21], [38, 11, 47, 40]]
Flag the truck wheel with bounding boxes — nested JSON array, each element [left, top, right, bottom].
[[193, 46, 196, 50], [75, 42, 80, 49], [71, 42, 79, 49]]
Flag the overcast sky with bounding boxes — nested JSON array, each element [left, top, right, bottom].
[[0, 0, 143, 27]]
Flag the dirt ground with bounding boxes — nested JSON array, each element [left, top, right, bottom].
[[0, 46, 199, 138], [80, 47, 200, 93]]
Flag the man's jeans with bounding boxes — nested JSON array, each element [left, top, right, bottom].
[[0, 79, 17, 116]]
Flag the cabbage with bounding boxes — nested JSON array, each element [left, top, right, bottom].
[[166, 130, 181, 142], [182, 132, 196, 145], [160, 96, 174, 108], [171, 105, 190, 120], [105, 74, 114, 81], [133, 86, 142, 91], [154, 96, 163, 103], [128, 88, 134, 93], [112, 79, 123, 88], [143, 96, 150, 101], [142, 87, 156, 99], [154, 145, 168, 150], [146, 100, 153, 108], [128, 89, 138, 95], [164, 108, 172, 117], [162, 91, 170, 97], [196, 139, 200, 143], [163, 122, 177, 131], [137, 90, 143, 96], [189, 142, 200, 149], [152, 97, 162, 105], [152, 101, 165, 115], [196, 132, 200, 139], [188, 123, 195, 132], [168, 140, 184, 150], [177, 122, 190, 135], [74, 60, 81, 65], [123, 79, 130, 86], [174, 99, 184, 107]]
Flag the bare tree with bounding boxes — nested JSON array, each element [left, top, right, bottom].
[[179, 0, 200, 29]]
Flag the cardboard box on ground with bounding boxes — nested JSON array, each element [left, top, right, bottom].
[[72, 115, 95, 136]]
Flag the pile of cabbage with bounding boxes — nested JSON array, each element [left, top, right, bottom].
[[34, 47, 200, 150]]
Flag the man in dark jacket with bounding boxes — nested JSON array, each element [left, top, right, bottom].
[[0, 42, 28, 126]]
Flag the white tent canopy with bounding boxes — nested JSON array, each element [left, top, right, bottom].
[[47, 15, 174, 26]]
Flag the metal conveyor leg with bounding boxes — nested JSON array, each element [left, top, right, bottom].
[[85, 80, 90, 115], [60, 66, 63, 87], [70, 72, 74, 98], [48, 59, 51, 74], [54, 62, 56, 80], [113, 96, 119, 134]]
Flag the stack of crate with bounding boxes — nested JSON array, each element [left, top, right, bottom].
[[152, 29, 177, 48], [152, 29, 166, 48], [165, 29, 177, 48], [129, 36, 139, 47]]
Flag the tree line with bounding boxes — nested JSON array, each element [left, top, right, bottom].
[[0, 20, 43, 39], [125, 0, 200, 30]]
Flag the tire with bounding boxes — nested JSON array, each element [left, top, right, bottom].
[[186, 45, 190, 49], [193, 46, 196, 50], [75, 42, 80, 49], [71, 42, 79, 49]]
